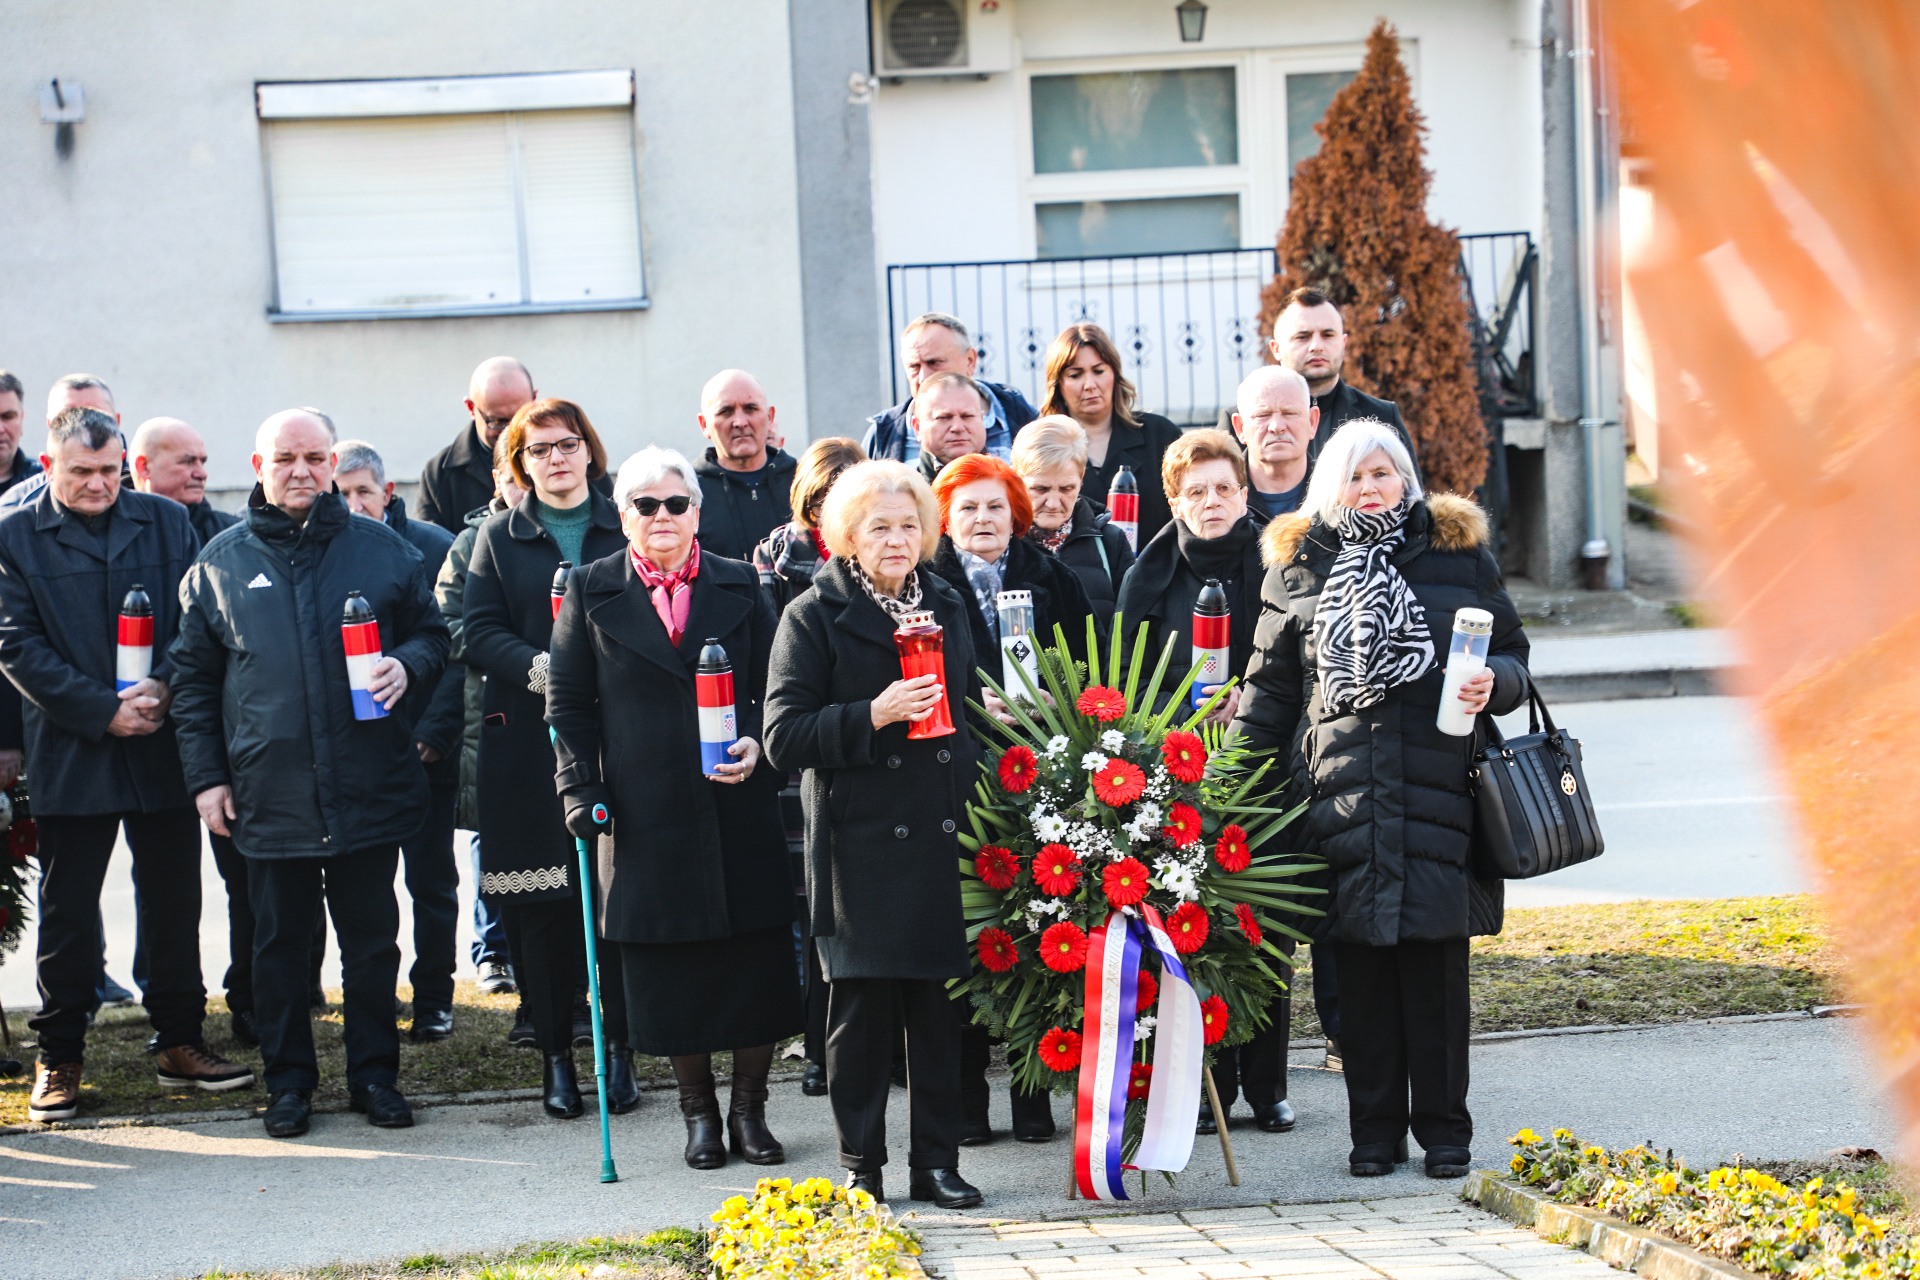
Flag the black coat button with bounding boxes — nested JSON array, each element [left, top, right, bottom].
[[942, 819, 956, 833], [937, 749, 951, 764], [893, 825, 909, 839], [887, 755, 902, 769]]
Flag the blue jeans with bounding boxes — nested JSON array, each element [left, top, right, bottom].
[[468, 833, 509, 968]]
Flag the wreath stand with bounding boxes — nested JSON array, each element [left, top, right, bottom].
[[1067, 1064, 1240, 1200]]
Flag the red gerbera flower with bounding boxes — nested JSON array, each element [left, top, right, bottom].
[[1163, 801, 1202, 847], [1167, 902, 1210, 953], [997, 745, 1038, 793], [1040, 921, 1089, 973], [1037, 1026, 1083, 1072], [1135, 968, 1159, 1012], [1160, 730, 1207, 783], [1102, 856, 1151, 907], [1235, 902, 1264, 948], [1091, 758, 1147, 807], [976, 927, 1018, 973], [1200, 995, 1229, 1045], [973, 845, 1019, 891], [1214, 823, 1251, 873], [1127, 1062, 1154, 1101], [1033, 844, 1082, 896], [1076, 685, 1127, 722]]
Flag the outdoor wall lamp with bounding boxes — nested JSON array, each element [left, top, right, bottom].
[[40, 78, 84, 158], [1176, 0, 1208, 42]]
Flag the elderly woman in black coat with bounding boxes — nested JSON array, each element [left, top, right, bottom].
[[1011, 416, 1135, 622], [548, 445, 802, 1171], [463, 399, 638, 1121], [764, 460, 985, 1211], [1230, 418, 1530, 1181]]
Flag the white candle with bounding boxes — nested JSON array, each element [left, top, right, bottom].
[[1436, 607, 1494, 737]]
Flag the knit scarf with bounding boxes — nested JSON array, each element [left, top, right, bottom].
[[1312, 498, 1434, 714], [848, 558, 923, 625], [632, 539, 701, 646]]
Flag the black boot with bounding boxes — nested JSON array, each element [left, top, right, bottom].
[[1010, 1085, 1056, 1143], [801, 1059, 828, 1097], [673, 1056, 726, 1170], [727, 1043, 785, 1165], [603, 1044, 641, 1116], [543, 1052, 584, 1119]]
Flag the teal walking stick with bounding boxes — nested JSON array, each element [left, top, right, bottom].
[[575, 819, 618, 1184]]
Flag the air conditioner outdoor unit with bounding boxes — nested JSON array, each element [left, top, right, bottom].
[[871, 0, 1015, 79]]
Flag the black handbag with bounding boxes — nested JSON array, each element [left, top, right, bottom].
[[1468, 687, 1604, 879]]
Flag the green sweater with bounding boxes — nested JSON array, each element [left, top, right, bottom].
[[531, 496, 593, 568]]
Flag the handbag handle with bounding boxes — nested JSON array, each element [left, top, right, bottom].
[[1474, 677, 1561, 756]]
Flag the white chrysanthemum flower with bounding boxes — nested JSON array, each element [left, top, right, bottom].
[[1135, 1015, 1157, 1041], [1046, 735, 1070, 757], [1099, 729, 1127, 753], [1134, 800, 1162, 828], [1080, 751, 1109, 772], [1033, 809, 1068, 841]]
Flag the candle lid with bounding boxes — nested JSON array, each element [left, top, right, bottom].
[[996, 590, 1033, 608], [1452, 607, 1494, 636], [897, 610, 937, 629]]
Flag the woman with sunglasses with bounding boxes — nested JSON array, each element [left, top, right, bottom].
[[548, 447, 802, 1171], [463, 399, 639, 1121]]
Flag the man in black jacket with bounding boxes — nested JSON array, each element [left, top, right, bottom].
[[1, 407, 255, 1123], [170, 408, 449, 1138], [130, 417, 240, 546], [0, 371, 43, 800], [691, 368, 799, 561], [333, 439, 463, 1042]]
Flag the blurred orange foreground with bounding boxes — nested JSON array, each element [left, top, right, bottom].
[[1608, 0, 1920, 1153]]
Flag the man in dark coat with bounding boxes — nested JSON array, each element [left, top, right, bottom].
[[862, 313, 1037, 467], [0, 371, 44, 800], [130, 417, 241, 545], [691, 369, 798, 561], [170, 408, 449, 1139], [1216, 287, 1421, 482], [334, 441, 463, 1043], [0, 407, 255, 1124]]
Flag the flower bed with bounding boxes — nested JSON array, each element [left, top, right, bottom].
[[709, 1176, 922, 1279], [1508, 1128, 1916, 1279]]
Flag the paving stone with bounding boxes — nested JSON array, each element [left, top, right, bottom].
[[945, 1267, 1036, 1280]]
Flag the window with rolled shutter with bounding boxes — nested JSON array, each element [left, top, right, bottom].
[[257, 71, 647, 321]]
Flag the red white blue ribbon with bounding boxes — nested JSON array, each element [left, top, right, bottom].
[[1073, 903, 1203, 1199]]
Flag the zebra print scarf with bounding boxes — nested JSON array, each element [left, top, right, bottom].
[[1312, 498, 1435, 714]]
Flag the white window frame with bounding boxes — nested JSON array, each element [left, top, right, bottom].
[[256, 70, 649, 323]]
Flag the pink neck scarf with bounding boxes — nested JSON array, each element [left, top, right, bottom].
[[632, 540, 701, 645]]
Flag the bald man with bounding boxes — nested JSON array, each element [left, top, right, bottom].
[[130, 417, 239, 546], [690, 368, 799, 561], [416, 358, 610, 533], [171, 408, 449, 1137]]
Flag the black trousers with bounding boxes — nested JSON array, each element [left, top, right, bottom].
[[499, 897, 626, 1054], [210, 832, 326, 1013], [1312, 944, 1342, 1040], [400, 783, 460, 1013], [31, 810, 206, 1066], [250, 845, 401, 1094], [826, 977, 960, 1171], [1327, 938, 1471, 1151], [1212, 936, 1295, 1109]]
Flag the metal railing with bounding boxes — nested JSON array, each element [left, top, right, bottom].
[[1457, 231, 1538, 419]]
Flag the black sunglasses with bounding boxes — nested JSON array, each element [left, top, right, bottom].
[[632, 494, 692, 517]]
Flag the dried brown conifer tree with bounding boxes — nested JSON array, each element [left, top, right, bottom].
[[1259, 20, 1487, 494]]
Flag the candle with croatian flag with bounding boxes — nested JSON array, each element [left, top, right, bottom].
[[550, 560, 573, 620], [116, 584, 153, 692], [1190, 578, 1229, 711], [341, 591, 388, 721], [696, 638, 738, 777], [1108, 464, 1139, 552]]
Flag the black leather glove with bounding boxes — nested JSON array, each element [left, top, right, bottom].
[[564, 788, 613, 842]]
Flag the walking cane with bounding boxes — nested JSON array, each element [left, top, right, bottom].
[[574, 825, 619, 1184]]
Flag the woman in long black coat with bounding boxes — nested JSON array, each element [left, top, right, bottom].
[[462, 399, 636, 1120], [1230, 419, 1530, 1181], [763, 459, 986, 1211], [548, 445, 801, 1171]]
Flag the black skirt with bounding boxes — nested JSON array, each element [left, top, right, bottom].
[[614, 924, 804, 1056]]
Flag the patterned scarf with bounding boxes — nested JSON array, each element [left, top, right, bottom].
[[632, 539, 701, 646], [848, 557, 923, 625], [1029, 518, 1072, 554], [1312, 498, 1435, 714], [958, 548, 1005, 638]]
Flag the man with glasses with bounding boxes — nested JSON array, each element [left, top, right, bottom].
[[1231, 367, 1317, 520]]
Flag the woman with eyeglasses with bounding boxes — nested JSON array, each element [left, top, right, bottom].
[[463, 398, 639, 1122], [547, 447, 801, 1171]]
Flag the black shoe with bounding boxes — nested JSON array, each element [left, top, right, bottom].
[[409, 1007, 454, 1043], [543, 1052, 584, 1119], [1324, 1036, 1343, 1072], [310, 984, 328, 1010], [507, 1004, 536, 1048], [349, 1082, 414, 1128], [571, 997, 594, 1048], [1351, 1135, 1411, 1175], [678, 1074, 726, 1170], [909, 1167, 983, 1209], [1425, 1145, 1472, 1178], [848, 1170, 884, 1202], [1010, 1086, 1056, 1143], [230, 1008, 260, 1049], [728, 1084, 786, 1166], [1196, 1100, 1219, 1135], [1253, 1100, 1296, 1133], [604, 1044, 642, 1115], [263, 1088, 312, 1138], [801, 1060, 828, 1097]]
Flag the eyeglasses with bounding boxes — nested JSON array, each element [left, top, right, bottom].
[[632, 494, 693, 517], [520, 437, 584, 461], [1179, 482, 1246, 504]]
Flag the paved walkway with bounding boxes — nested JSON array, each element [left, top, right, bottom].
[[916, 1194, 1623, 1280]]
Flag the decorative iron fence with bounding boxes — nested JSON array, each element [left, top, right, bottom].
[[1457, 231, 1538, 419]]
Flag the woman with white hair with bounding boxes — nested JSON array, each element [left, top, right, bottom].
[[1230, 419, 1532, 1182], [548, 445, 802, 1172], [763, 459, 986, 1210]]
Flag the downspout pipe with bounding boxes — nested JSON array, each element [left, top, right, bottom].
[[1571, 0, 1613, 588]]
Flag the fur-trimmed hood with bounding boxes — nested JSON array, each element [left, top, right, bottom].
[[1261, 492, 1491, 567]]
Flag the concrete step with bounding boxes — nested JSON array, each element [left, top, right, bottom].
[[1525, 628, 1732, 702]]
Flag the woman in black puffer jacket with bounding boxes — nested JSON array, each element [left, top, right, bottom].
[[1230, 419, 1530, 1182]]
